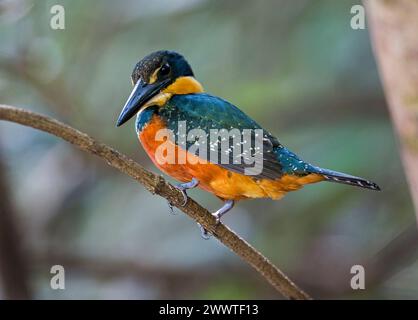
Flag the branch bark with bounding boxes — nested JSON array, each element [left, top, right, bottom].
[[365, 0, 418, 219], [0, 104, 310, 300]]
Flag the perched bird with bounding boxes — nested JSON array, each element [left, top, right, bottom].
[[116, 50, 380, 237]]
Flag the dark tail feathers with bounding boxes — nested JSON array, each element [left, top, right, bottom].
[[311, 166, 381, 191]]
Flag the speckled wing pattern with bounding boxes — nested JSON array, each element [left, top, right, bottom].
[[157, 93, 314, 180]]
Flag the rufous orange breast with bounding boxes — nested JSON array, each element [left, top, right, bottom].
[[139, 114, 323, 201]]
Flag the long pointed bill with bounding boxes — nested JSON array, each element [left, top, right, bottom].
[[116, 79, 170, 127]]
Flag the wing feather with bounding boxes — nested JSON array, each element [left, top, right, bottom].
[[158, 93, 283, 180]]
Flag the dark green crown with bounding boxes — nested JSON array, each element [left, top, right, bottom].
[[131, 50, 194, 84]]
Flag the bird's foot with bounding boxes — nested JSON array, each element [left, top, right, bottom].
[[196, 200, 235, 239], [167, 201, 176, 215], [197, 223, 211, 240], [212, 199, 235, 224], [174, 178, 199, 206]]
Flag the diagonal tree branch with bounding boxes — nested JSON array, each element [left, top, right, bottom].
[[0, 104, 310, 300]]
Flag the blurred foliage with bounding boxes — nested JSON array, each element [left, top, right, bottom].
[[0, 0, 416, 299]]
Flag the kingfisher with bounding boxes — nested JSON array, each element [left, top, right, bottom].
[[116, 50, 380, 237]]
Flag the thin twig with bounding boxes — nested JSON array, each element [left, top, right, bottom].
[[0, 104, 310, 300]]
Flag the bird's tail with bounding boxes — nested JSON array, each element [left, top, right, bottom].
[[309, 166, 381, 191]]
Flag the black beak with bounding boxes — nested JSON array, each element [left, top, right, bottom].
[[116, 79, 170, 127]]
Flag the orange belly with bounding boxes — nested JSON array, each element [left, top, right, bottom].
[[139, 115, 323, 200]]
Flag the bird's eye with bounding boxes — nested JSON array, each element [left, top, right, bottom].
[[159, 63, 171, 76]]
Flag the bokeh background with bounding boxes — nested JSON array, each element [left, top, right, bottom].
[[0, 0, 416, 299]]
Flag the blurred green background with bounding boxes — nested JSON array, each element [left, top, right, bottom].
[[0, 0, 416, 299]]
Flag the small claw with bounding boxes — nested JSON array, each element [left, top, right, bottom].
[[167, 201, 176, 215], [179, 189, 188, 206], [211, 200, 234, 226], [198, 223, 211, 240], [175, 178, 199, 207], [213, 213, 221, 225]]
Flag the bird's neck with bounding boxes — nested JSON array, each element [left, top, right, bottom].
[[163, 76, 204, 95], [135, 77, 204, 133], [137, 76, 204, 114]]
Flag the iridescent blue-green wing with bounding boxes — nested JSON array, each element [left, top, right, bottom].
[[159, 93, 284, 179]]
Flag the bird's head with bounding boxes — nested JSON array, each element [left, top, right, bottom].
[[116, 50, 203, 127]]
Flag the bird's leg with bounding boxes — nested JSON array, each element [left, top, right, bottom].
[[168, 178, 199, 215], [198, 200, 235, 239], [174, 177, 199, 206]]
